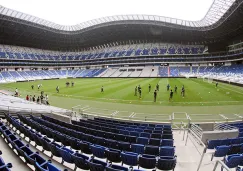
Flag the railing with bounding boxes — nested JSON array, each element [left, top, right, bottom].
[[214, 122, 238, 131], [213, 160, 231, 171], [185, 123, 206, 171], [0, 104, 71, 119], [72, 105, 172, 124]]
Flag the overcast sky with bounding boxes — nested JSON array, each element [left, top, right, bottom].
[[1, 0, 214, 25]]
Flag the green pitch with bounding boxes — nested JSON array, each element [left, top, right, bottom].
[[0, 78, 243, 121]]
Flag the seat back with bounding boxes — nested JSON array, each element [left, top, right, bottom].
[[145, 145, 159, 156], [71, 152, 90, 170], [138, 155, 156, 169], [157, 156, 176, 170], [105, 149, 121, 163], [121, 152, 138, 166], [91, 145, 106, 159], [131, 144, 144, 154], [160, 146, 175, 157]]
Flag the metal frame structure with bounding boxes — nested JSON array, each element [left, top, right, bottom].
[[0, 0, 236, 31]]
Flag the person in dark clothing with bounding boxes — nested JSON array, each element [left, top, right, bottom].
[[101, 86, 104, 93], [56, 86, 59, 93], [181, 85, 185, 97], [149, 84, 151, 93], [216, 82, 218, 87], [138, 85, 142, 99], [37, 96, 40, 103], [139, 88, 142, 99], [169, 89, 174, 101], [71, 81, 74, 87], [31, 85, 34, 90], [174, 85, 177, 93], [167, 84, 170, 91], [156, 84, 159, 91], [32, 95, 36, 102], [134, 86, 137, 96], [154, 90, 157, 102]]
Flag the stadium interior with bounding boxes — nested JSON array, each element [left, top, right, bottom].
[[0, 0, 243, 171]]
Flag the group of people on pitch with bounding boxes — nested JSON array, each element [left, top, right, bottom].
[[26, 91, 50, 105], [134, 84, 186, 102]]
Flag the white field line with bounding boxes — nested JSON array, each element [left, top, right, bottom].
[[131, 113, 136, 118], [129, 112, 135, 117]]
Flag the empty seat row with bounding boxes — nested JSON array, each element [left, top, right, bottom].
[[29, 115, 174, 148], [0, 120, 61, 171], [211, 144, 243, 160], [20, 115, 174, 154], [207, 138, 243, 149], [73, 119, 172, 134], [42, 115, 173, 140], [6, 114, 177, 171]]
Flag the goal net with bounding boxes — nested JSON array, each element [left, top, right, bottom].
[[203, 77, 213, 83]]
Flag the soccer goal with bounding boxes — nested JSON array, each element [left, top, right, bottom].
[[203, 77, 213, 83]]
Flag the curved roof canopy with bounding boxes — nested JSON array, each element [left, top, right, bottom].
[[0, 0, 236, 31]]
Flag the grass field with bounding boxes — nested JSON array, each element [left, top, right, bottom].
[[1, 78, 243, 121]]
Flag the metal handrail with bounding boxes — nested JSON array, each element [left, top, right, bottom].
[[214, 122, 238, 131], [213, 160, 231, 171], [185, 124, 207, 171]]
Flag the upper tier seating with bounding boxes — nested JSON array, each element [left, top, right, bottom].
[[0, 44, 205, 61]]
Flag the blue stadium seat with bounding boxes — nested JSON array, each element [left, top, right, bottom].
[[58, 147, 74, 164], [211, 145, 230, 161], [88, 159, 107, 171], [137, 137, 149, 145], [138, 154, 156, 169], [91, 145, 106, 159], [71, 152, 90, 170], [149, 138, 161, 146], [162, 139, 174, 147], [105, 148, 121, 163], [140, 132, 150, 138], [131, 144, 144, 154], [49, 142, 62, 158], [157, 156, 177, 171], [224, 154, 243, 170], [35, 162, 61, 171], [121, 152, 138, 167], [207, 139, 221, 149], [144, 145, 159, 156], [106, 164, 128, 171], [160, 146, 175, 157]]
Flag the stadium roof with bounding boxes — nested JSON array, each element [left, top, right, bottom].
[[0, 0, 242, 51], [0, 0, 236, 31]]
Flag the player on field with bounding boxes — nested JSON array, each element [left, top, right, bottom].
[[154, 90, 157, 102], [167, 84, 170, 91], [181, 85, 185, 97], [216, 82, 218, 87], [31, 85, 34, 90], [174, 85, 177, 93], [169, 89, 174, 101], [56, 86, 59, 93], [71, 81, 74, 87], [156, 83, 159, 91], [138, 85, 142, 99], [15, 88, 19, 96], [134, 86, 137, 96], [101, 86, 104, 93], [149, 84, 151, 93]]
